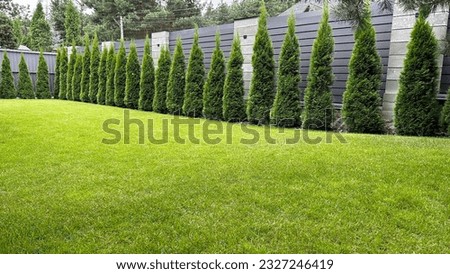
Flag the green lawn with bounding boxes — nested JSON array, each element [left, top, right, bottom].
[[0, 99, 449, 253]]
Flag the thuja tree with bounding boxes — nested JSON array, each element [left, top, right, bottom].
[[183, 28, 205, 117], [138, 35, 155, 111], [124, 41, 140, 109], [442, 96, 450, 135], [223, 35, 246, 122], [167, 38, 186, 114], [394, 10, 440, 136], [153, 47, 171, 113], [271, 13, 301, 128], [89, 33, 100, 103], [302, 5, 334, 130], [59, 47, 68, 99], [203, 32, 225, 120], [36, 51, 51, 99], [342, 2, 384, 134], [17, 54, 34, 99], [97, 47, 108, 105], [0, 51, 16, 99], [105, 44, 116, 106], [66, 44, 77, 100], [114, 40, 127, 107], [80, 35, 91, 102], [247, 2, 275, 125], [72, 54, 83, 101], [54, 48, 61, 98]]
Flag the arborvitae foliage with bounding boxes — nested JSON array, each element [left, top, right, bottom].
[[66, 44, 77, 100], [342, 3, 384, 134], [59, 47, 68, 99], [71, 54, 83, 101], [64, 0, 81, 45], [0, 12, 17, 49], [394, 12, 440, 136], [29, 2, 52, 51], [124, 41, 140, 109], [271, 13, 301, 128], [97, 47, 108, 105], [183, 28, 205, 117], [247, 2, 276, 125], [203, 32, 226, 120], [167, 38, 186, 114], [114, 40, 127, 107], [153, 47, 171, 113], [302, 5, 334, 130], [0, 51, 16, 99], [442, 96, 450, 135], [138, 35, 155, 111], [89, 33, 100, 103], [105, 44, 116, 106], [80, 35, 91, 102], [54, 48, 61, 98], [17, 54, 34, 99], [223, 35, 246, 122], [36, 51, 51, 99]]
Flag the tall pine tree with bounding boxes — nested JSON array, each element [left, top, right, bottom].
[[29, 2, 52, 51], [97, 47, 108, 105], [0, 51, 16, 99], [138, 35, 155, 111], [72, 54, 83, 101], [17, 54, 34, 99], [105, 44, 116, 106], [80, 34, 91, 102], [66, 43, 77, 100], [64, 0, 81, 45], [36, 50, 51, 99], [89, 33, 100, 103], [59, 47, 68, 99], [153, 47, 171, 113], [114, 40, 127, 107], [167, 38, 186, 114], [124, 41, 140, 109]]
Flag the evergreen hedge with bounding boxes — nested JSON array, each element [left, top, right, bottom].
[[442, 96, 450, 135], [138, 36, 155, 111], [66, 44, 77, 100], [80, 35, 91, 102], [183, 28, 205, 117], [271, 13, 301, 128], [114, 40, 127, 107], [394, 11, 440, 136], [223, 35, 246, 122], [17, 54, 34, 99], [153, 47, 171, 113], [342, 3, 384, 134], [167, 38, 186, 114], [59, 47, 68, 99], [0, 51, 16, 99], [36, 50, 51, 99], [124, 41, 140, 109], [302, 5, 334, 130], [72, 54, 83, 101], [89, 33, 100, 103], [97, 47, 108, 105], [203, 32, 226, 120], [247, 2, 276, 125], [54, 48, 60, 98], [105, 44, 116, 106]]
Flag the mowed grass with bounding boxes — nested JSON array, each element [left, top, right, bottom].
[[0, 99, 449, 254]]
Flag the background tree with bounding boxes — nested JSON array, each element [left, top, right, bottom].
[[59, 47, 68, 99], [167, 38, 186, 114], [29, 2, 52, 51], [114, 40, 127, 107], [36, 50, 50, 99], [124, 41, 140, 109], [223, 35, 246, 122], [105, 44, 116, 106], [153, 47, 171, 113], [66, 44, 76, 100], [17, 54, 34, 99], [394, 10, 440, 136], [12, 18, 23, 48], [302, 5, 334, 130], [342, 2, 384, 134], [271, 13, 301, 128], [247, 2, 276, 125], [97, 47, 108, 105], [138, 35, 155, 111], [72, 54, 82, 101], [183, 28, 205, 117], [0, 51, 16, 98], [80, 34, 91, 102], [64, 0, 81, 45], [54, 48, 61, 98], [50, 0, 69, 43], [0, 12, 17, 49], [89, 33, 100, 103], [203, 32, 225, 120]]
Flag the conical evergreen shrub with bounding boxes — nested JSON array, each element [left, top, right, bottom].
[[54, 48, 60, 98], [138, 35, 155, 111], [271, 13, 301, 128], [36, 50, 50, 99], [203, 32, 225, 120], [394, 11, 440, 136], [89, 33, 100, 103], [153, 47, 171, 113], [442, 96, 450, 135], [72, 54, 83, 101], [80, 34, 91, 102], [17, 54, 34, 99], [0, 51, 16, 99], [247, 1, 276, 125], [167, 38, 186, 114], [66, 44, 76, 100], [114, 40, 127, 107], [97, 47, 108, 105], [106, 44, 116, 106], [223, 35, 246, 122], [183, 28, 205, 117], [124, 41, 140, 109], [59, 47, 68, 99], [342, 3, 384, 134]]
